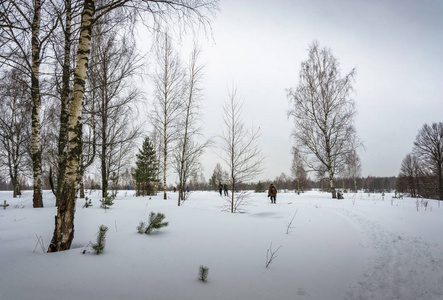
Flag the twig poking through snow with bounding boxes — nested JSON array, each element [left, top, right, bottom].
[[33, 235, 46, 254], [266, 242, 282, 268], [285, 209, 298, 234]]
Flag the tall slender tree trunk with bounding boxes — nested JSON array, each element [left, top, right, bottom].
[[10, 166, 20, 198], [163, 139, 167, 200], [49, 0, 95, 252], [101, 128, 108, 198], [78, 154, 86, 198], [56, 0, 72, 206], [328, 170, 336, 198], [31, 0, 43, 208], [177, 100, 190, 206]]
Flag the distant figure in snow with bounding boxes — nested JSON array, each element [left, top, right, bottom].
[[268, 183, 277, 204], [186, 186, 190, 193], [224, 183, 229, 196], [218, 182, 223, 196]]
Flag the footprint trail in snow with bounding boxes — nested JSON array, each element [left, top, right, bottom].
[[335, 208, 443, 300]]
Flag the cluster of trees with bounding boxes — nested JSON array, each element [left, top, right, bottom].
[[397, 122, 443, 200], [150, 34, 212, 205], [0, 0, 218, 252]]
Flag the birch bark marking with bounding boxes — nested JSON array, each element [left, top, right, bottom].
[[49, 0, 95, 252]]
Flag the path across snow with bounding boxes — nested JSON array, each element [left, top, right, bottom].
[[334, 207, 443, 300]]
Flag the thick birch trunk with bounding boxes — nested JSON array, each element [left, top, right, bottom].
[[49, 0, 95, 252], [31, 0, 43, 208]]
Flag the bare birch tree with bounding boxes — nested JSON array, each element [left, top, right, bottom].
[[172, 45, 210, 205], [48, 0, 95, 252], [220, 87, 264, 213], [151, 33, 185, 200], [287, 41, 360, 198], [0, 0, 59, 207]]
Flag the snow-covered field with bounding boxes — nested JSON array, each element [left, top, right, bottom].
[[1, 190, 443, 300]]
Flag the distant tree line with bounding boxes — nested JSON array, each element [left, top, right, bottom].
[[206, 162, 396, 194]]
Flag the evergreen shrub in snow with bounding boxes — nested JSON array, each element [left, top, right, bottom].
[[137, 212, 168, 234], [1, 200, 9, 209], [83, 197, 93, 208], [92, 225, 108, 255], [198, 265, 209, 282], [100, 194, 115, 209]]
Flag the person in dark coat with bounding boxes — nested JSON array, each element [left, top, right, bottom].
[[268, 183, 277, 204], [218, 182, 223, 196]]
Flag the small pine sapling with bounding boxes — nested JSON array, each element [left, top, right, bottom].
[[145, 212, 168, 234], [83, 197, 93, 208], [92, 225, 109, 254], [1, 200, 9, 210], [198, 265, 209, 282], [100, 194, 115, 209], [138, 212, 169, 234]]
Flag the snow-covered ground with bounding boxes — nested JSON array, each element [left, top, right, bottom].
[[1, 190, 443, 300]]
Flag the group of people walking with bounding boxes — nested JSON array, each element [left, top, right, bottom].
[[218, 182, 278, 203], [218, 183, 229, 196]]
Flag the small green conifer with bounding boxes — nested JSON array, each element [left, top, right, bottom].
[[92, 225, 108, 254], [83, 197, 93, 208], [1, 200, 9, 210], [137, 212, 168, 234], [100, 194, 114, 209]]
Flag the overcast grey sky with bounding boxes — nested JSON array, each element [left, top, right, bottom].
[[158, 0, 443, 183]]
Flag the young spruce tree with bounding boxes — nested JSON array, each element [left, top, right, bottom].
[[133, 137, 159, 196]]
